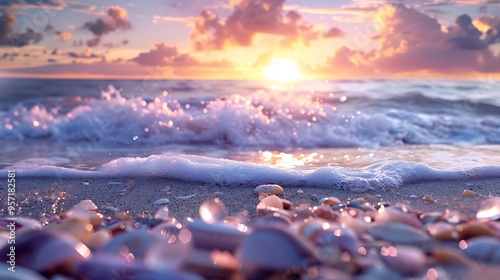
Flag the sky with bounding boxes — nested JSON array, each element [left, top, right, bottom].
[[0, 0, 499, 79]]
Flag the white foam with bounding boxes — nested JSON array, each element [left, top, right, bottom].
[[3, 155, 500, 192], [1, 85, 499, 148]]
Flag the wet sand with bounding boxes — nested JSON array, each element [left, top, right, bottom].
[[2, 176, 499, 221]]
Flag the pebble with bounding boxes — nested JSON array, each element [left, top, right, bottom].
[[463, 189, 476, 196], [369, 222, 429, 244], [463, 236, 500, 264], [380, 245, 426, 276], [254, 184, 284, 195], [410, 195, 418, 199], [114, 211, 133, 221], [476, 197, 500, 220], [423, 195, 435, 202], [256, 195, 283, 210], [153, 198, 170, 205]]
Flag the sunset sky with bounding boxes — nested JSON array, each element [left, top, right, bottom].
[[0, 0, 499, 79]]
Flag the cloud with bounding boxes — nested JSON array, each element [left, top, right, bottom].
[[191, 0, 322, 50], [82, 6, 131, 37], [0, 10, 43, 47], [322, 4, 500, 76], [47, 58, 57, 63], [324, 27, 345, 38], [66, 49, 103, 59], [1, 52, 19, 61], [0, 0, 64, 9], [131, 43, 232, 68], [121, 39, 129, 45], [85, 37, 100, 47], [53, 31, 72, 41], [474, 14, 500, 44]]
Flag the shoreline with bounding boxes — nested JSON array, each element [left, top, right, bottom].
[[2, 176, 499, 220]]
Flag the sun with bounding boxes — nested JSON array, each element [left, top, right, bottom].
[[261, 58, 306, 82]]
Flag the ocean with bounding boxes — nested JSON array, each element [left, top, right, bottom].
[[1, 78, 500, 191]]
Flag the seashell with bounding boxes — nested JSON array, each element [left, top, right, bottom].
[[369, 222, 429, 244], [0, 230, 90, 275], [187, 220, 248, 252], [153, 198, 170, 205], [376, 207, 421, 228], [319, 196, 341, 206], [199, 198, 228, 224], [97, 230, 160, 260], [72, 199, 98, 211], [254, 184, 284, 195], [463, 189, 476, 196], [0, 264, 47, 280], [53, 216, 94, 243], [476, 197, 500, 221], [256, 195, 283, 210], [380, 245, 426, 276], [235, 227, 316, 273], [85, 230, 111, 251], [463, 236, 500, 264], [184, 249, 237, 279], [426, 222, 458, 240], [457, 222, 495, 239], [154, 206, 171, 221], [314, 204, 340, 222]]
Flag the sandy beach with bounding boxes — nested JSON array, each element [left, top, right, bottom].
[[4, 176, 499, 221]]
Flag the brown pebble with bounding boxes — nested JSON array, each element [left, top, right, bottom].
[[423, 195, 434, 202], [89, 213, 104, 228], [254, 184, 284, 195], [433, 247, 471, 267], [281, 199, 292, 209], [319, 196, 341, 206], [457, 222, 495, 239], [463, 189, 476, 196], [258, 192, 270, 201]]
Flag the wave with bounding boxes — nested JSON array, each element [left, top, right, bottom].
[[2, 155, 500, 192], [1, 85, 500, 148]]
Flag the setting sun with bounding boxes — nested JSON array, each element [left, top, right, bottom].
[[261, 58, 306, 82]]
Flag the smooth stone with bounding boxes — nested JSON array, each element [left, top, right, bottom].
[[477, 197, 500, 220], [426, 222, 458, 240], [281, 198, 292, 209], [423, 195, 435, 202], [199, 198, 228, 223], [236, 227, 316, 272], [183, 249, 237, 279], [54, 217, 93, 242], [98, 230, 161, 260], [376, 208, 421, 228], [463, 189, 476, 196], [319, 196, 341, 206], [256, 195, 283, 210], [380, 245, 426, 276], [314, 204, 340, 222], [355, 267, 401, 280], [187, 220, 247, 252], [85, 230, 110, 250], [0, 230, 90, 274], [457, 222, 495, 239], [153, 198, 170, 205], [463, 236, 500, 264], [369, 222, 429, 244], [433, 247, 471, 267], [115, 212, 134, 221], [254, 184, 284, 195], [303, 266, 352, 280]]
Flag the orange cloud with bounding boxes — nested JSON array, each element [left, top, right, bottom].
[[190, 0, 332, 50]]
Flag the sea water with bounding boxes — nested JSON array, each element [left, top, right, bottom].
[[1, 78, 499, 191]]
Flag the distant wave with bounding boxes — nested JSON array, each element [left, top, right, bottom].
[[1, 84, 500, 148]]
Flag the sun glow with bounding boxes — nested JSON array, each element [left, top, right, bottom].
[[262, 58, 306, 82]]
